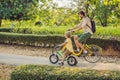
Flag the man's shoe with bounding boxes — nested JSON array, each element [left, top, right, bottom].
[[83, 50, 88, 54], [82, 51, 88, 56]]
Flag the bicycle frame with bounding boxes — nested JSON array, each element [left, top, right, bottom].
[[58, 44, 93, 57], [51, 44, 102, 64]]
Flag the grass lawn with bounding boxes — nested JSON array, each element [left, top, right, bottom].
[[1, 20, 120, 40]]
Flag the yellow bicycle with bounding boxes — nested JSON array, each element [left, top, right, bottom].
[[49, 43, 102, 66], [49, 30, 102, 66]]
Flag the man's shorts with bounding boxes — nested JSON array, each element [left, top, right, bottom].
[[78, 33, 91, 43]]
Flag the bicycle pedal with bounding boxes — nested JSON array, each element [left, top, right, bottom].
[[91, 54, 95, 56]]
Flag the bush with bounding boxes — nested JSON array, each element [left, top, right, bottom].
[[0, 32, 120, 51], [0, 26, 120, 39], [11, 65, 120, 80], [11, 27, 32, 34], [0, 27, 12, 32], [0, 32, 64, 47]]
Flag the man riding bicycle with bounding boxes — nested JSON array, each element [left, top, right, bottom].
[[69, 11, 93, 54]]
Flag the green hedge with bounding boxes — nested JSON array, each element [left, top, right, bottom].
[[0, 27, 120, 39], [11, 65, 120, 80], [0, 32, 120, 51], [0, 27, 12, 32], [0, 32, 64, 47]]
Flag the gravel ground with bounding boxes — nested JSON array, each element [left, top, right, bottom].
[[0, 63, 15, 80], [0, 44, 52, 57], [0, 44, 119, 64], [0, 44, 119, 80]]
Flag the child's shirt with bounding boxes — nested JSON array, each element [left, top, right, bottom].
[[65, 38, 74, 53]]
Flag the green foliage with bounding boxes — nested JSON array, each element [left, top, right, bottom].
[[87, 38, 120, 51], [11, 65, 120, 80], [38, 7, 78, 26], [94, 26, 120, 38], [0, 24, 120, 39], [0, 27, 12, 32], [0, 0, 38, 21], [0, 0, 120, 27], [0, 32, 64, 47], [0, 32, 119, 51], [72, 0, 120, 27]]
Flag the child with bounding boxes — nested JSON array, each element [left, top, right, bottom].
[[58, 31, 74, 66]]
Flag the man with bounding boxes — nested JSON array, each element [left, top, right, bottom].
[[69, 11, 93, 54]]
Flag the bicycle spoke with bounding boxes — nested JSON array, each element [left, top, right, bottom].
[[84, 45, 102, 63]]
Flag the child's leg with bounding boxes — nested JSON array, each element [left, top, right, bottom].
[[61, 55, 66, 63], [61, 50, 70, 63]]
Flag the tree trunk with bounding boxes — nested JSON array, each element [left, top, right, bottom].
[[99, 9, 108, 27], [99, 17, 105, 27], [103, 10, 108, 26]]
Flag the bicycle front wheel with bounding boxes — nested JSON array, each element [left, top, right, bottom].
[[49, 54, 59, 64], [84, 44, 102, 63]]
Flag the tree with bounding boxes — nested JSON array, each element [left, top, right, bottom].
[[0, 0, 38, 26], [72, 0, 120, 27], [95, 0, 120, 27]]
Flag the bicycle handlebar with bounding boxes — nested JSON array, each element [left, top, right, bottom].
[[67, 29, 75, 33]]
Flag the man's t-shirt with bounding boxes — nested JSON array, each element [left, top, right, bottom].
[[65, 38, 74, 52], [78, 17, 93, 34]]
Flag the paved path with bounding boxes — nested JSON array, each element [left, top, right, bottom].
[[0, 53, 120, 71]]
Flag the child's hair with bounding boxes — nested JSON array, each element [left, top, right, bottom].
[[65, 31, 71, 38]]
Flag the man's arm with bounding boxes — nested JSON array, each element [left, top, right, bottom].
[[69, 23, 81, 30], [71, 26, 82, 32]]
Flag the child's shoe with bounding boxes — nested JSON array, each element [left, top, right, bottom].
[[58, 62, 64, 66]]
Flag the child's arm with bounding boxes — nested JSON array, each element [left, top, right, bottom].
[[58, 42, 67, 47]]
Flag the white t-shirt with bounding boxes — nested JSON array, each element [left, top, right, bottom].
[[78, 17, 93, 34]]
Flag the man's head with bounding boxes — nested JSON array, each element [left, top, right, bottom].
[[78, 11, 85, 18]]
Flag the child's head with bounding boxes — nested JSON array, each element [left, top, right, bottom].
[[65, 31, 71, 38]]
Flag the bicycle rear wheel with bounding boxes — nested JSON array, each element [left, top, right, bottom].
[[67, 56, 78, 66], [84, 44, 102, 63]]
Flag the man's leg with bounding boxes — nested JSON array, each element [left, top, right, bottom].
[[74, 35, 85, 51], [76, 33, 91, 53], [74, 35, 79, 50]]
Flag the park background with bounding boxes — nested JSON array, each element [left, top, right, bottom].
[[0, 0, 120, 80], [0, 0, 120, 55]]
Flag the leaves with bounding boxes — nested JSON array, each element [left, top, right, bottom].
[[11, 65, 120, 80], [0, 0, 38, 20]]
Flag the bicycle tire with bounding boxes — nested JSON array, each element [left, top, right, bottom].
[[84, 44, 102, 63], [67, 56, 78, 66], [49, 54, 59, 64]]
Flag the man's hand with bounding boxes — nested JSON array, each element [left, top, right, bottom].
[[71, 30, 75, 32]]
